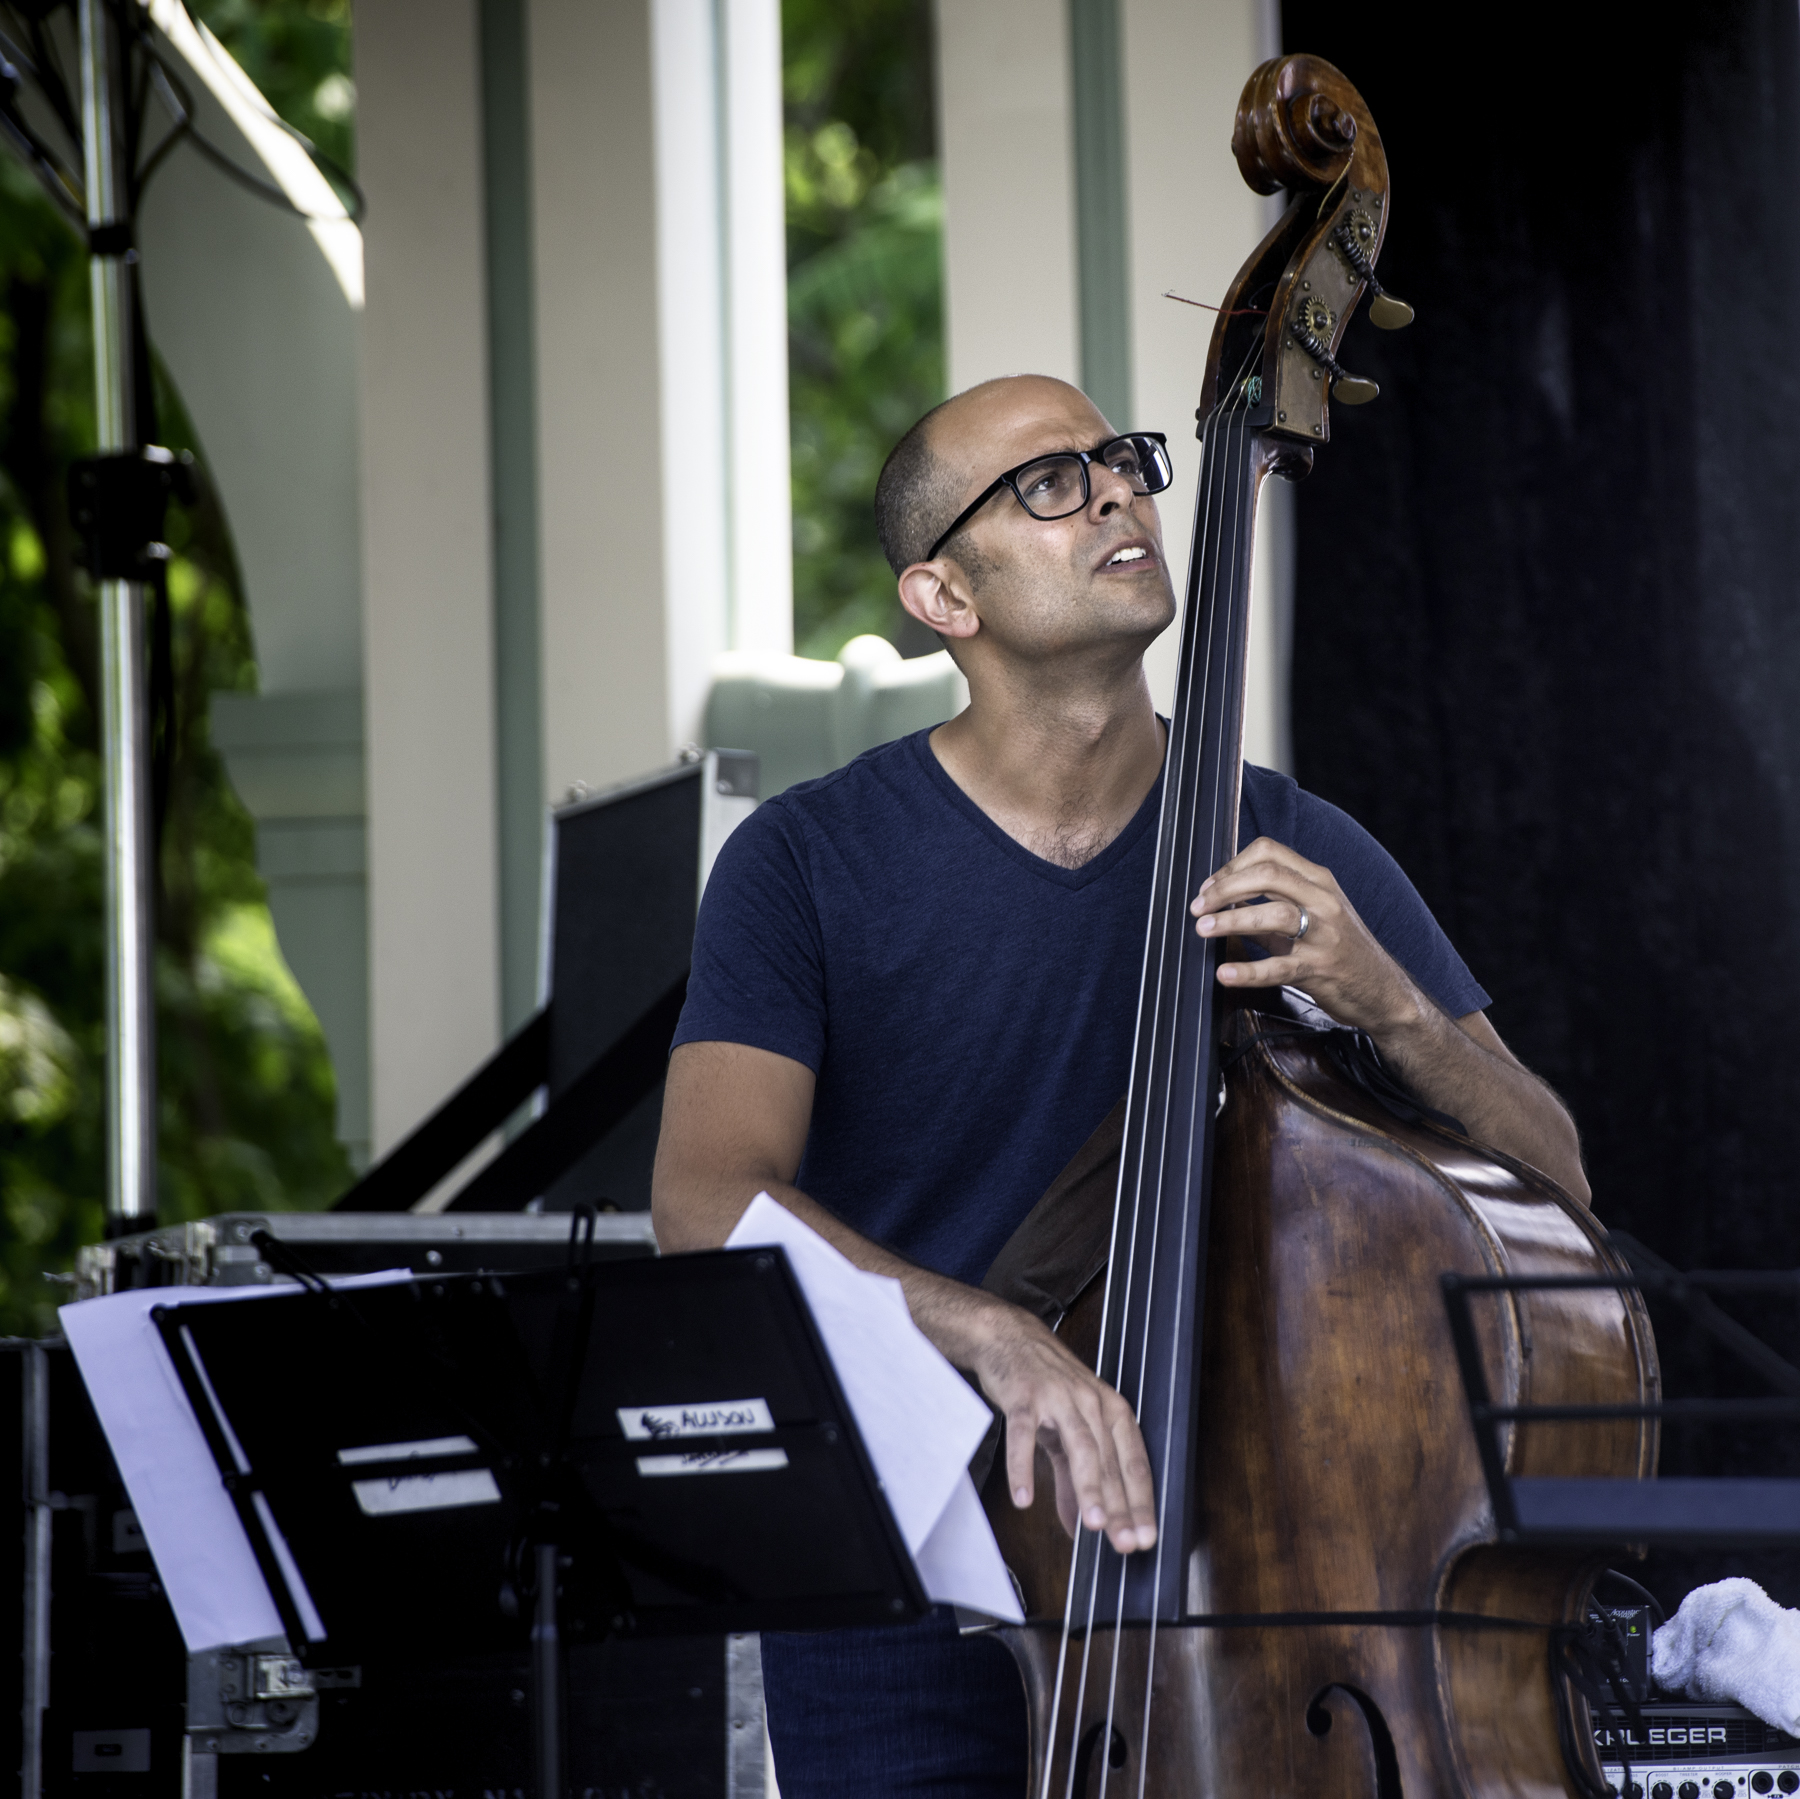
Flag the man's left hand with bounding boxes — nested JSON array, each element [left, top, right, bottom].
[[1190, 836, 1424, 1037], [1188, 837, 1592, 1204]]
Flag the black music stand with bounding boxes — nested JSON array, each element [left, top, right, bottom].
[[151, 1237, 927, 1797], [1443, 1266, 1800, 1545]]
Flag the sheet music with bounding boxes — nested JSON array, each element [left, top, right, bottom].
[[66, 1216, 1028, 1643], [727, 1192, 1023, 1623], [60, 1272, 412, 1652]]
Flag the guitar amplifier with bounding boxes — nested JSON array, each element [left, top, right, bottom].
[[1596, 1701, 1800, 1799]]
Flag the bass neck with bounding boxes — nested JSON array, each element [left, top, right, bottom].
[[1092, 413, 1284, 1624]]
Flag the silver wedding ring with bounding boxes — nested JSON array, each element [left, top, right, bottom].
[[1294, 905, 1311, 942]]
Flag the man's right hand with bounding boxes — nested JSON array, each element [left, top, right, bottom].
[[654, 1039, 1157, 1558], [946, 1290, 1158, 1555]]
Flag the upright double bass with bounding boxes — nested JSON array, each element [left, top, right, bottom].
[[979, 55, 1659, 1799]]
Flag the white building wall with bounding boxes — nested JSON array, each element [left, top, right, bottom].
[[936, 0, 1080, 392], [356, 0, 502, 1155]]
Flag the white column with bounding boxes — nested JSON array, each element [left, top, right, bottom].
[[1122, 0, 1291, 767], [935, 0, 1079, 392], [530, 0, 672, 803], [530, 0, 790, 802], [652, 0, 731, 756], [356, 0, 501, 1154], [721, 0, 794, 659]]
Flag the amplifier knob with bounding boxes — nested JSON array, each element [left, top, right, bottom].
[[1718, 1783, 1736, 1795], [1681, 1783, 1702, 1798], [1653, 1784, 1672, 1799]]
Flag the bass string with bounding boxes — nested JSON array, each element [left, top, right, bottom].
[[1056, 341, 1263, 1799], [1103, 335, 1261, 1429], [1039, 369, 1240, 1799], [1109, 366, 1262, 1799], [1037, 420, 1214, 1799], [1090, 402, 1232, 1799], [1105, 376, 1251, 1748], [1114, 348, 1259, 1482]]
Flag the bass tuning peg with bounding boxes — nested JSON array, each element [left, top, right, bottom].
[[1368, 291, 1415, 330], [1291, 298, 1380, 406], [1332, 210, 1415, 330]]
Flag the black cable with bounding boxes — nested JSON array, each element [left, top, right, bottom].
[[0, 21, 87, 219], [123, 12, 365, 225], [132, 56, 188, 196], [0, 99, 83, 220], [247, 1228, 330, 1297], [19, 7, 80, 149], [1554, 1573, 1670, 1799], [0, 0, 367, 229], [126, 8, 149, 175], [1555, 1608, 1653, 1799]]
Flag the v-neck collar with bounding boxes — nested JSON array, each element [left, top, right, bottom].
[[906, 727, 1165, 891]]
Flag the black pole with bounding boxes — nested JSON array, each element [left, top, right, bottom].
[[531, 1539, 564, 1799]]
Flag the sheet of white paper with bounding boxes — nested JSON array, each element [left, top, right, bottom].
[[915, 1471, 1023, 1621], [60, 1271, 413, 1652], [725, 1193, 1023, 1622]]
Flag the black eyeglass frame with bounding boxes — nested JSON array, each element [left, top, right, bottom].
[[921, 432, 1172, 564]]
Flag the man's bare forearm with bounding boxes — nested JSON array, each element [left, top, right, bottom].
[[1372, 999, 1591, 1205], [1192, 840, 1591, 1208], [654, 1169, 1013, 1371]]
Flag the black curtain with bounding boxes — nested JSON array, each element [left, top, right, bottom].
[[1278, 2, 1800, 1606]]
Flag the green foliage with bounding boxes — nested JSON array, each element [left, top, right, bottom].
[[783, 0, 934, 169], [784, 0, 946, 659], [0, 7, 353, 1336]]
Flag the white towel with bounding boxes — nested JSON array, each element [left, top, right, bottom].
[[1651, 1578, 1800, 1734]]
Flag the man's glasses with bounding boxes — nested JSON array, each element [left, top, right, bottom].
[[923, 432, 1172, 563]]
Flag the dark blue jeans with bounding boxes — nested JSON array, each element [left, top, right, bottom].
[[762, 1607, 1028, 1796]]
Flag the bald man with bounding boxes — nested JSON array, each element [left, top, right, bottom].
[[653, 376, 1586, 1796]]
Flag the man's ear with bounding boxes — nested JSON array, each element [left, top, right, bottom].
[[897, 558, 980, 643]]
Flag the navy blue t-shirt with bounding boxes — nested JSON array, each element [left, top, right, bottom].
[[673, 729, 1488, 1287]]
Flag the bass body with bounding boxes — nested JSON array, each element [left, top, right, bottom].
[[983, 992, 1657, 1798]]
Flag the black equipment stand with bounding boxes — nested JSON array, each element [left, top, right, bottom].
[[1443, 1262, 1800, 1545], [150, 1224, 928, 1797]]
